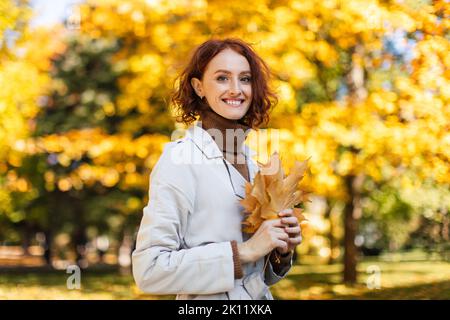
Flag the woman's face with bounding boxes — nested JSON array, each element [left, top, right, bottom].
[[191, 48, 252, 120]]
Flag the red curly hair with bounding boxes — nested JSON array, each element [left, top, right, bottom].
[[171, 38, 278, 129]]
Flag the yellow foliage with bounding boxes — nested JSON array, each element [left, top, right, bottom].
[[0, 0, 447, 203]]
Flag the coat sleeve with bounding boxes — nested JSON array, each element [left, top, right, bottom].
[[263, 252, 293, 286], [132, 143, 236, 295]]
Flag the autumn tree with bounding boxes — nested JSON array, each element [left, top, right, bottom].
[[0, 0, 53, 248], [265, 0, 449, 283], [24, 30, 170, 265]]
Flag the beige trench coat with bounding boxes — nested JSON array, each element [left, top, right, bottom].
[[132, 122, 292, 300]]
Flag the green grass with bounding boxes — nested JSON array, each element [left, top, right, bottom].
[[1, 256, 449, 299], [0, 268, 173, 300], [270, 260, 450, 299]]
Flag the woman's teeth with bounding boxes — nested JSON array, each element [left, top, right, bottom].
[[223, 99, 243, 106]]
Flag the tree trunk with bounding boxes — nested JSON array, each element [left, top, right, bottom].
[[44, 191, 59, 267], [118, 230, 133, 275], [343, 174, 364, 284], [327, 200, 341, 265], [21, 222, 32, 256], [43, 230, 52, 265], [343, 42, 367, 284], [442, 209, 449, 242], [72, 195, 87, 268], [324, 199, 334, 265], [441, 209, 449, 261]]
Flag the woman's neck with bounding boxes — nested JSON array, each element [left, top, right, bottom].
[[199, 107, 251, 155]]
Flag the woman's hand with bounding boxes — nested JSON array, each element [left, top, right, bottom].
[[237, 219, 289, 263], [275, 209, 302, 255]]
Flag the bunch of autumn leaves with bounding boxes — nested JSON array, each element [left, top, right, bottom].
[[240, 152, 310, 234]]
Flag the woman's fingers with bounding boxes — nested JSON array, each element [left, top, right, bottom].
[[275, 239, 288, 251], [288, 235, 302, 245], [277, 209, 298, 223], [273, 228, 289, 239], [273, 210, 303, 251], [281, 216, 298, 227], [265, 218, 284, 228], [284, 226, 301, 235], [278, 208, 293, 216]]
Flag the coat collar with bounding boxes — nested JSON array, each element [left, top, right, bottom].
[[186, 122, 257, 160]]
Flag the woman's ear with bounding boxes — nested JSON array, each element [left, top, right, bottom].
[[190, 77, 203, 97]]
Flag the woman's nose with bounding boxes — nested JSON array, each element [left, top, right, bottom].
[[228, 78, 242, 96]]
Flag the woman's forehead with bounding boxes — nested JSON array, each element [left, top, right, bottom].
[[205, 49, 251, 75]]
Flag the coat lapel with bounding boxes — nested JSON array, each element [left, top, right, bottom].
[[185, 122, 259, 189]]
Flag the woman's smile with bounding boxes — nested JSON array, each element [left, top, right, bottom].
[[222, 98, 245, 107]]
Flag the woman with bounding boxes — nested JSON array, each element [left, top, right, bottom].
[[132, 38, 302, 300]]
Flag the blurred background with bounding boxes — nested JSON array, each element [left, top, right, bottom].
[[0, 0, 449, 299]]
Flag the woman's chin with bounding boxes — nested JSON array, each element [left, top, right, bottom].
[[226, 113, 246, 121], [216, 107, 249, 121]]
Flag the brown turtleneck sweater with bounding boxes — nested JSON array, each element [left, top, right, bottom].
[[199, 107, 293, 279], [199, 107, 251, 182]]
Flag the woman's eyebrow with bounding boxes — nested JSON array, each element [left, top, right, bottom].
[[214, 69, 251, 75]]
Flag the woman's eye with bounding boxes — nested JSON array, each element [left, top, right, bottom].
[[217, 76, 251, 82]]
